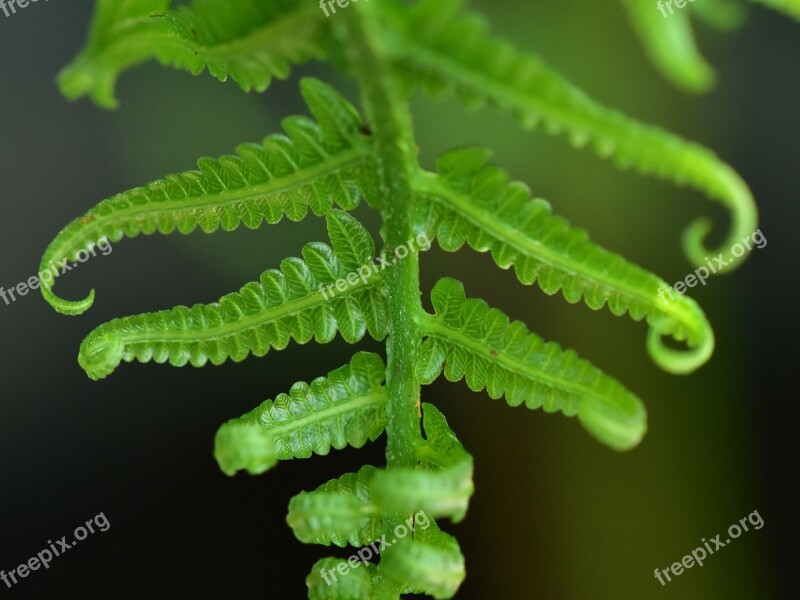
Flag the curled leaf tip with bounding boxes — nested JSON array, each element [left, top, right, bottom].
[[647, 325, 715, 376], [78, 329, 123, 381], [578, 395, 647, 452], [682, 168, 759, 273], [41, 280, 96, 316], [214, 422, 278, 476]]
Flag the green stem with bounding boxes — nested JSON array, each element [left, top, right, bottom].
[[336, 4, 424, 468]]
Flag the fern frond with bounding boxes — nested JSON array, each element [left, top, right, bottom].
[[370, 404, 474, 522], [415, 278, 648, 451], [215, 352, 388, 475], [40, 79, 377, 315], [50, 2, 771, 595], [415, 148, 715, 374], [386, 0, 758, 271], [58, 0, 325, 109], [750, 0, 800, 21], [77, 211, 387, 380], [287, 465, 384, 548], [378, 520, 465, 600], [618, 0, 716, 93]]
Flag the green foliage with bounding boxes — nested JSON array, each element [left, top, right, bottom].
[[384, 0, 757, 271], [620, 0, 800, 88], [308, 557, 378, 600], [288, 403, 469, 598], [415, 147, 715, 375], [378, 521, 465, 600], [77, 210, 387, 380], [286, 403, 472, 547], [58, 0, 326, 108], [40, 79, 376, 315], [619, 0, 753, 93], [216, 352, 388, 475], [619, 0, 721, 93], [370, 403, 474, 523], [288, 465, 385, 548], [416, 278, 647, 451], [213, 422, 277, 476], [42, 0, 784, 596]]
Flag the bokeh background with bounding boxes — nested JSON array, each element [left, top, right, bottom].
[[1, 1, 797, 598]]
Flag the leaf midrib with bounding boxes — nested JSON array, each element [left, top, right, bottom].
[[419, 314, 616, 406], [50, 148, 367, 259], [264, 390, 386, 446], [116, 267, 384, 345], [180, 7, 321, 60]]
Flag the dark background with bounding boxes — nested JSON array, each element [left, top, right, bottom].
[[1, 1, 797, 598]]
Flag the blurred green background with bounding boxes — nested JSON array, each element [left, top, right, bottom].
[[0, 1, 796, 598]]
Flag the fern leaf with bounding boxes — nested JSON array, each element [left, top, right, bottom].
[[215, 352, 388, 475], [58, 0, 325, 109], [369, 463, 473, 524], [370, 403, 473, 522], [618, 0, 716, 93], [40, 79, 377, 315], [307, 557, 378, 600], [77, 212, 387, 380], [378, 520, 465, 600], [326, 207, 377, 271], [415, 278, 648, 451], [287, 465, 384, 548], [386, 0, 758, 270], [414, 403, 470, 470], [750, 0, 800, 21], [415, 147, 715, 374]]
